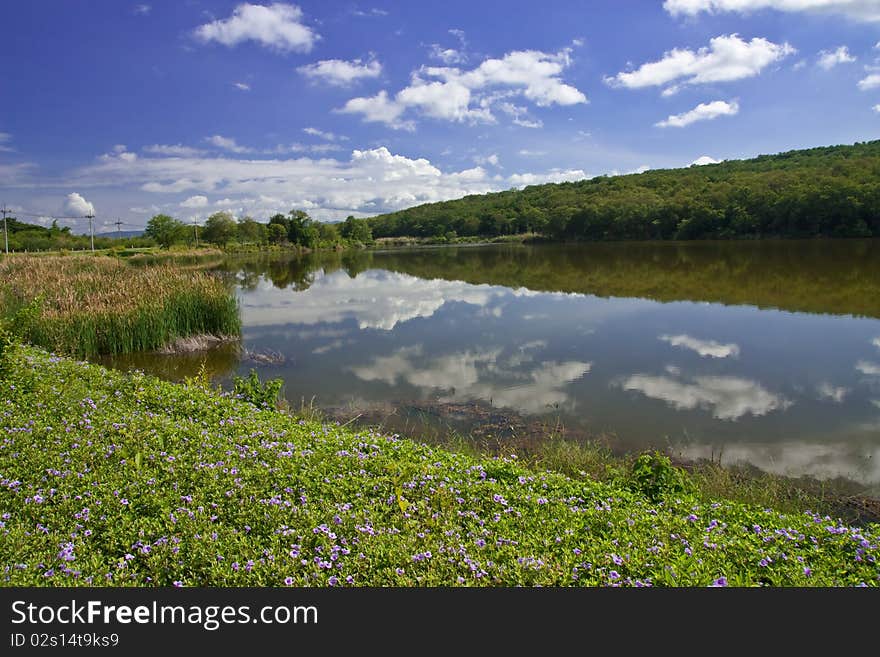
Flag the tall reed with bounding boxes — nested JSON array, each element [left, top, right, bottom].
[[0, 255, 240, 357]]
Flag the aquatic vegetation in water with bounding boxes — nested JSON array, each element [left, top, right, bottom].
[[0, 255, 240, 357]]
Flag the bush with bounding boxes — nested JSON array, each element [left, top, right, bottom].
[[630, 451, 693, 501]]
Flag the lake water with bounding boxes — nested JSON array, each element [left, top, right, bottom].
[[103, 240, 880, 493]]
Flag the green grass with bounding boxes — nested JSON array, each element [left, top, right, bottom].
[[0, 345, 876, 587], [0, 255, 240, 357]]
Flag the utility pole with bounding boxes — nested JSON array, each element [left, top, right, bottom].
[[86, 212, 95, 252], [192, 219, 199, 247], [114, 219, 123, 240], [1, 205, 9, 254]]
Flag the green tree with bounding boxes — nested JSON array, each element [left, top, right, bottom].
[[340, 216, 373, 244], [202, 212, 238, 246], [268, 223, 287, 244], [144, 214, 186, 248], [237, 216, 268, 245]]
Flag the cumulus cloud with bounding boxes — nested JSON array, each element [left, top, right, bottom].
[[205, 135, 252, 153], [340, 48, 585, 129], [194, 3, 318, 53], [692, 155, 720, 165], [817, 382, 849, 402], [180, 195, 208, 208], [874, 104, 880, 113], [429, 45, 467, 65], [337, 91, 415, 131], [0, 132, 14, 153], [659, 334, 740, 358], [817, 46, 856, 69], [606, 34, 794, 94], [858, 73, 880, 90], [302, 127, 347, 141], [233, 81, 251, 91], [619, 373, 790, 421], [144, 144, 205, 157], [63, 192, 95, 216], [508, 169, 588, 187], [297, 57, 382, 86], [856, 360, 880, 375], [655, 100, 739, 128], [664, 0, 880, 22], [70, 146, 504, 221]]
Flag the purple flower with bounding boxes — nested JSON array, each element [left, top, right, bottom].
[[284, 576, 294, 586], [710, 577, 728, 587]]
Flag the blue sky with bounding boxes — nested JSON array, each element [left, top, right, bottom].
[[1, 0, 879, 232]]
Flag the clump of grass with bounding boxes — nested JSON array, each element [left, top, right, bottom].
[[0, 255, 240, 357]]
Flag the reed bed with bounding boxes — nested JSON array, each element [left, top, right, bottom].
[[0, 255, 240, 357]]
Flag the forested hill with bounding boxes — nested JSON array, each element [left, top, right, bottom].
[[366, 140, 880, 241]]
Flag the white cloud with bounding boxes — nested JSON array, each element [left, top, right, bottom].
[[659, 334, 740, 358], [856, 360, 880, 375], [874, 104, 880, 113], [655, 100, 739, 128], [0, 132, 14, 153], [133, 4, 151, 15], [194, 3, 318, 53], [302, 127, 347, 141], [233, 81, 251, 91], [692, 155, 720, 165], [873, 337, 880, 350], [817, 46, 856, 69], [337, 91, 415, 131], [340, 48, 585, 129], [180, 195, 208, 208], [63, 192, 95, 216], [518, 149, 547, 157], [664, 0, 880, 22], [619, 373, 790, 421], [498, 102, 544, 128], [71, 146, 502, 220], [352, 7, 388, 17], [474, 154, 501, 167], [205, 135, 252, 153], [297, 58, 382, 86], [858, 73, 880, 90], [144, 144, 206, 157], [606, 34, 795, 93], [508, 169, 587, 187], [817, 382, 849, 402], [429, 45, 467, 65]]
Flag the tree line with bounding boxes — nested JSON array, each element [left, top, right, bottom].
[[2, 211, 374, 252], [144, 211, 373, 249], [363, 140, 880, 241]]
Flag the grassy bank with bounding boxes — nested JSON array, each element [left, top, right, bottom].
[[0, 345, 876, 587], [0, 255, 240, 357]]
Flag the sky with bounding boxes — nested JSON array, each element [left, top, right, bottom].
[[1, 0, 879, 233]]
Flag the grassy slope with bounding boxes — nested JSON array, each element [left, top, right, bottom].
[[0, 346, 877, 587]]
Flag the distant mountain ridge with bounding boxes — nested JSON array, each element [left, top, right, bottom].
[[364, 140, 880, 241]]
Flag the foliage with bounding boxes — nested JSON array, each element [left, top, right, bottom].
[[203, 212, 238, 246], [233, 368, 284, 409], [0, 346, 876, 587], [362, 140, 880, 241], [145, 214, 187, 249], [0, 256, 240, 357], [630, 452, 693, 502]]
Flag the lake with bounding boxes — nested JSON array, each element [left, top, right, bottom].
[[102, 240, 880, 494]]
